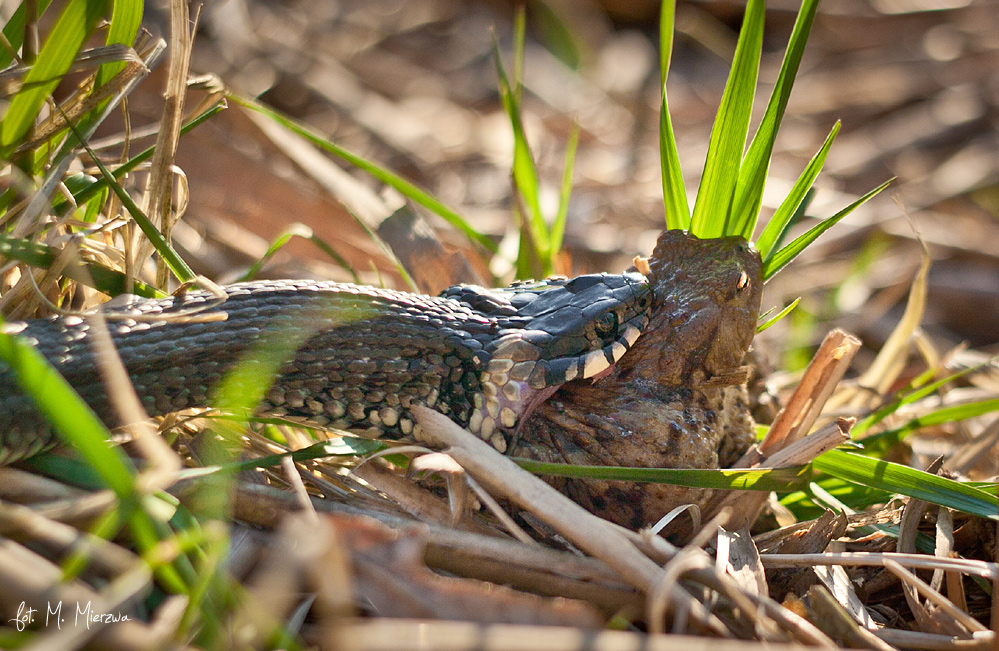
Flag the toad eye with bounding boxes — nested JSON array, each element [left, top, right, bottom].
[[593, 312, 618, 335], [736, 270, 751, 292]]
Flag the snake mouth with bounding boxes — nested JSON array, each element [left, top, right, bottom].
[[467, 308, 651, 452]]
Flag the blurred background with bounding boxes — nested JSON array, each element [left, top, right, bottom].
[[126, 0, 997, 368]]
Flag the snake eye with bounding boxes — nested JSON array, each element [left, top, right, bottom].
[[593, 312, 618, 335], [736, 270, 751, 292]]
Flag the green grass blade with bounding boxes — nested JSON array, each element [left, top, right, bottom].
[[550, 123, 579, 255], [237, 223, 361, 284], [512, 8, 526, 105], [0, 0, 111, 156], [95, 0, 143, 89], [658, 0, 689, 230], [860, 397, 999, 454], [528, 1, 583, 70], [61, 0, 144, 146], [0, 233, 164, 298], [762, 179, 891, 280], [80, 188, 105, 222], [757, 297, 799, 333], [514, 457, 811, 491], [231, 95, 496, 254], [688, 0, 764, 238], [659, 0, 675, 87], [491, 31, 550, 275], [729, 0, 820, 239], [757, 122, 840, 259], [0, 0, 55, 68], [215, 438, 383, 475], [660, 88, 689, 231], [814, 450, 998, 520], [852, 363, 989, 437]]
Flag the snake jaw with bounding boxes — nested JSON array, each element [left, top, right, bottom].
[[469, 289, 652, 450]]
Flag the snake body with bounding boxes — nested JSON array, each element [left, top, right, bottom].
[[0, 274, 651, 462]]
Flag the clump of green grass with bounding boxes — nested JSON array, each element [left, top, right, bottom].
[[658, 0, 889, 279]]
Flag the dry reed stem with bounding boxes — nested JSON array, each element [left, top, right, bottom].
[[140, 0, 195, 287], [759, 329, 861, 458], [465, 474, 538, 544], [404, 409, 838, 645]]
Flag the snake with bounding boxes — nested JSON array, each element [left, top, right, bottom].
[[0, 273, 652, 463]]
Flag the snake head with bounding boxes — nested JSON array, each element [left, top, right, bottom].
[[466, 272, 652, 449]]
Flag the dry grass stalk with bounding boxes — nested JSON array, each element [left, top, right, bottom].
[[622, 524, 835, 646], [807, 584, 897, 651], [86, 306, 182, 492], [0, 538, 174, 650], [833, 246, 931, 412], [139, 0, 196, 287], [0, 499, 135, 577], [351, 458, 505, 537], [883, 559, 988, 636], [874, 628, 995, 651], [758, 552, 998, 581], [0, 466, 86, 502], [333, 618, 825, 651], [32, 489, 119, 529], [410, 405, 727, 634]]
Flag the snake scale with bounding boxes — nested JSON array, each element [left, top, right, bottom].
[[0, 273, 652, 463]]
